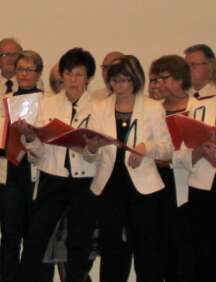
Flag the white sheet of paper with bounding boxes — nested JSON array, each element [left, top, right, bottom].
[[7, 92, 42, 124]]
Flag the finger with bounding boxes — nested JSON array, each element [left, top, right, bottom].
[[128, 154, 134, 167], [128, 155, 140, 168]]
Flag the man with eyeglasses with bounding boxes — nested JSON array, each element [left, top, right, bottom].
[[91, 51, 124, 100], [184, 44, 216, 98], [0, 37, 23, 282], [0, 38, 23, 96], [183, 44, 216, 281]]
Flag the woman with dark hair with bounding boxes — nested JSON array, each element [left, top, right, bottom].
[[15, 48, 98, 282], [85, 56, 173, 282]]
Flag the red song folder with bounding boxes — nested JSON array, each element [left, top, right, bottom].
[[0, 117, 8, 149], [7, 118, 142, 165], [31, 118, 142, 154], [0, 98, 10, 149], [166, 114, 216, 150], [166, 114, 216, 167]]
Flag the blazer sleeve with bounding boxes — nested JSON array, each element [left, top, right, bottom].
[[20, 97, 49, 164], [144, 101, 174, 160]]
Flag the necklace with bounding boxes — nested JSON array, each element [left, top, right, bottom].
[[115, 111, 132, 128]]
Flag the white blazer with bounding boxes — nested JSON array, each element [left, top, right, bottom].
[[85, 93, 173, 195], [173, 95, 216, 191], [23, 91, 97, 178]]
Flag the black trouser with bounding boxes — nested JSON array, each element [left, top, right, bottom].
[[16, 172, 97, 282], [188, 181, 216, 282], [0, 179, 33, 282], [157, 166, 178, 282], [175, 203, 195, 282], [0, 163, 54, 282], [98, 176, 168, 282]]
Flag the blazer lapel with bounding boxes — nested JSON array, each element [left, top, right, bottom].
[[126, 93, 143, 147]]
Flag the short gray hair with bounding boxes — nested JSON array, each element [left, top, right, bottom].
[[15, 50, 43, 73]]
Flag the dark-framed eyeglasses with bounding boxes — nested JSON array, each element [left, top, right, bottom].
[[188, 61, 209, 68], [16, 67, 38, 74]]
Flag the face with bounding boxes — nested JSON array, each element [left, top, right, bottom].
[[62, 66, 89, 101], [110, 74, 134, 97], [148, 73, 163, 100], [185, 51, 211, 90], [16, 58, 41, 89], [153, 71, 183, 100], [0, 41, 21, 78]]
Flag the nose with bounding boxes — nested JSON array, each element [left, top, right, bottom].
[[69, 74, 78, 82], [151, 80, 161, 89]]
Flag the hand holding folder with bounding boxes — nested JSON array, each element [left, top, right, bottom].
[[166, 114, 216, 167]]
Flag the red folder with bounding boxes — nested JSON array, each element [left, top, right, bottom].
[[7, 118, 142, 165], [31, 118, 141, 155], [0, 117, 8, 149], [166, 114, 216, 150], [7, 126, 26, 165], [166, 114, 216, 167], [0, 98, 9, 149]]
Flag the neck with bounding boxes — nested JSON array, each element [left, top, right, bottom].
[[65, 91, 83, 104], [2, 70, 14, 80], [164, 94, 188, 111], [115, 93, 135, 112], [193, 80, 209, 91], [19, 86, 37, 91]]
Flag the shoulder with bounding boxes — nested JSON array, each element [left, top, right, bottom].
[[190, 92, 216, 107], [140, 94, 164, 113], [40, 91, 64, 103], [90, 88, 109, 101], [92, 93, 115, 108]]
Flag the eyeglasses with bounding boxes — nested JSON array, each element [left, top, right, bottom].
[[149, 75, 171, 84], [16, 67, 37, 74], [0, 52, 19, 58], [110, 78, 132, 85], [188, 62, 209, 68]]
